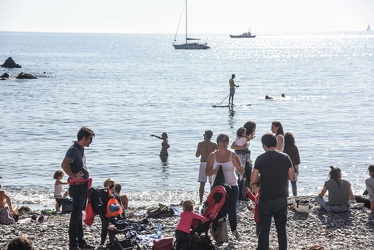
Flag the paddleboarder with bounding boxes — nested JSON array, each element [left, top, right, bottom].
[[229, 74, 239, 105]]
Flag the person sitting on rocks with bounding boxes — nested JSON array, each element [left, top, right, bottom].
[[365, 165, 374, 212], [315, 166, 355, 212], [0, 187, 18, 225], [114, 184, 128, 210]]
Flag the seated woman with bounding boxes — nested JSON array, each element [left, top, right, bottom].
[[365, 165, 374, 212], [315, 166, 355, 212]]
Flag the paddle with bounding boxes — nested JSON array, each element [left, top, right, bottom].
[[219, 86, 239, 105], [219, 94, 230, 105]]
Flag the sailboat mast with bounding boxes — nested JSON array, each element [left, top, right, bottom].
[[185, 0, 188, 44]]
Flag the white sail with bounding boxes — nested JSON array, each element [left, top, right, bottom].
[[172, 0, 210, 50]]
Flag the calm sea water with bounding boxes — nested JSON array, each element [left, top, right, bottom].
[[0, 31, 373, 207]]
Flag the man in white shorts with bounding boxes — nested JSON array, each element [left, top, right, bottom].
[[196, 130, 218, 204]]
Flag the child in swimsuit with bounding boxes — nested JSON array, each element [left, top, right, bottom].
[[53, 170, 69, 212]]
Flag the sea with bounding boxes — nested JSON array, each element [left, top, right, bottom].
[[0, 31, 373, 209]]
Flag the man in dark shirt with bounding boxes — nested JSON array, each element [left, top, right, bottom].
[[251, 133, 295, 250], [61, 127, 95, 250]]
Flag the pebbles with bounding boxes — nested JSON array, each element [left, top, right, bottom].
[[1, 195, 374, 249]]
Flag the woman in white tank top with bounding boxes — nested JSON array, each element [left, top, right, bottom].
[[271, 121, 285, 152], [206, 133, 244, 241]]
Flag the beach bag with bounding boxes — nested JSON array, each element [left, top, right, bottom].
[[210, 219, 228, 244], [147, 203, 174, 218], [61, 198, 73, 213], [107, 239, 139, 250], [212, 165, 225, 188], [189, 234, 214, 250], [295, 200, 310, 213], [152, 237, 174, 250], [83, 201, 95, 226], [106, 196, 123, 218]]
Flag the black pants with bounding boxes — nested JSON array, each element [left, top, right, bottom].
[[175, 230, 189, 250]]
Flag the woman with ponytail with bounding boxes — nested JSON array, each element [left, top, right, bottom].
[[315, 166, 355, 212]]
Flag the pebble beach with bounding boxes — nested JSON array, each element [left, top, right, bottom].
[[1, 195, 374, 250]]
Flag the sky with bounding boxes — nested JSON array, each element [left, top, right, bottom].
[[0, 0, 373, 34]]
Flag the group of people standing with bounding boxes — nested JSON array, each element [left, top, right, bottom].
[[193, 116, 374, 250], [195, 120, 298, 249]]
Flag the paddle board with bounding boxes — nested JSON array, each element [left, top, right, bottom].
[[212, 104, 232, 108], [212, 104, 250, 108]]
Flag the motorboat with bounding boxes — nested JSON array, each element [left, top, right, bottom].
[[230, 31, 256, 38]]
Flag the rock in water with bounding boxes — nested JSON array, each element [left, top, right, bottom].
[[1, 57, 22, 68], [16, 72, 37, 79]]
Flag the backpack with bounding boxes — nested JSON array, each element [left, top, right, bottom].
[[60, 198, 73, 213], [147, 203, 174, 218], [105, 195, 123, 218], [152, 237, 174, 250]]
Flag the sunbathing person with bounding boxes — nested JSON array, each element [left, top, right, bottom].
[[0, 187, 18, 225], [114, 184, 128, 210]]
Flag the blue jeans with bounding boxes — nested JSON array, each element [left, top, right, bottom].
[[226, 185, 239, 232], [69, 183, 88, 247], [315, 196, 349, 213], [258, 198, 288, 250]]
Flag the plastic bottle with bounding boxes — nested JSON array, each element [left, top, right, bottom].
[[156, 223, 162, 239]]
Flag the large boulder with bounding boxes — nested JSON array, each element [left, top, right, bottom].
[[16, 72, 37, 79], [1, 57, 22, 68]]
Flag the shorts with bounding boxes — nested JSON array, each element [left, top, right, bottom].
[[55, 196, 63, 207], [198, 162, 212, 183], [0, 207, 15, 225], [230, 88, 235, 95]]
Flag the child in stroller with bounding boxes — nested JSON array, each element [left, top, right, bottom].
[[183, 185, 228, 250], [88, 179, 148, 250]]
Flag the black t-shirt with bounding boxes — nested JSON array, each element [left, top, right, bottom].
[[254, 150, 293, 200], [65, 142, 89, 179]]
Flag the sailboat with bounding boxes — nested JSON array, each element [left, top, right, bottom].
[[367, 24, 371, 32], [173, 0, 210, 50]]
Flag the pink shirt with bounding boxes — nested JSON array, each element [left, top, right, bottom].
[[176, 211, 207, 234]]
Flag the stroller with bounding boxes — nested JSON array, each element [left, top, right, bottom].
[[88, 187, 148, 250], [187, 185, 229, 250]]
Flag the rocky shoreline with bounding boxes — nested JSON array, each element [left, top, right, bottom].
[[1, 195, 374, 249]]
